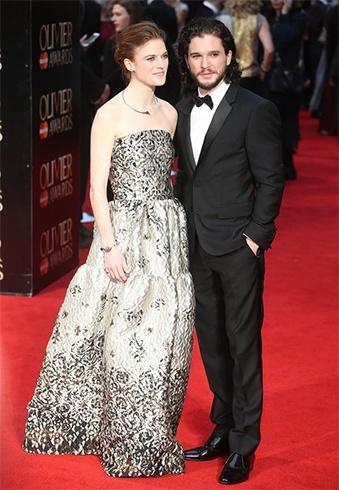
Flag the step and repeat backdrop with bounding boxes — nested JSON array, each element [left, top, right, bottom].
[[1, 1, 80, 295]]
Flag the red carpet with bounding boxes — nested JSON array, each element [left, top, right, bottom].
[[1, 111, 338, 489]]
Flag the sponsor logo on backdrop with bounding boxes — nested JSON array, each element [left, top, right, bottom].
[[39, 121, 49, 139], [39, 52, 49, 70], [39, 218, 73, 275], [39, 153, 73, 207], [39, 88, 73, 138], [39, 22, 73, 69]]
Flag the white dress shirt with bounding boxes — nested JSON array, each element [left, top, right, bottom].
[[190, 82, 230, 164]]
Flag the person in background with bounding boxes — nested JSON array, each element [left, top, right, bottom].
[[325, 4, 338, 100], [304, 0, 330, 116], [307, 0, 333, 120], [103, 0, 145, 98], [318, 3, 338, 135], [217, 0, 274, 95], [263, 0, 307, 180], [80, 1, 111, 247], [100, 0, 116, 45], [81, 0, 103, 76], [174, 16, 284, 486], [195, 0, 224, 17], [144, 0, 178, 44], [23, 20, 195, 478], [164, 0, 190, 41]]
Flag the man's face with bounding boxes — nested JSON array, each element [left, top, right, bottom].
[[185, 34, 232, 95]]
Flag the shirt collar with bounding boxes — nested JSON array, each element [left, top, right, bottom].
[[197, 81, 230, 108]]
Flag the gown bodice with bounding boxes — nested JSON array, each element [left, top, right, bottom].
[[109, 129, 174, 202]]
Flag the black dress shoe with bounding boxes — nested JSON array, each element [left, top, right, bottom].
[[219, 452, 254, 485], [184, 435, 229, 461]]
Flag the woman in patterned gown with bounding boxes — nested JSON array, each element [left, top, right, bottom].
[[23, 21, 195, 478]]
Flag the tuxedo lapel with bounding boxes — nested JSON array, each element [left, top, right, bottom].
[[177, 84, 239, 171], [182, 113, 196, 171], [177, 97, 196, 171], [197, 95, 232, 167]]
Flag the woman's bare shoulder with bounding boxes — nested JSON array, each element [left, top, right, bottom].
[[95, 93, 123, 122], [158, 97, 177, 114], [157, 98, 177, 127]]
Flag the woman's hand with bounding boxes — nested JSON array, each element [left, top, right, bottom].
[[103, 247, 130, 283]]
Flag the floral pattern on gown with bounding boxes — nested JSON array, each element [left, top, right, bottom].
[[23, 130, 195, 477]]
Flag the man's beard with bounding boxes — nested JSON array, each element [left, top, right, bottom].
[[191, 67, 227, 91]]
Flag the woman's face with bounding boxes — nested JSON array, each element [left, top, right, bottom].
[[126, 39, 169, 88], [112, 4, 131, 32], [270, 0, 284, 10]]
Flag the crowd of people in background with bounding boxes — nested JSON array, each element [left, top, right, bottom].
[[78, 0, 338, 246]]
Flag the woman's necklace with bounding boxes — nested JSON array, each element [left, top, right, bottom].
[[122, 90, 154, 116]]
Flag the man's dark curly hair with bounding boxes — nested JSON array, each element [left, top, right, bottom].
[[177, 17, 242, 88]]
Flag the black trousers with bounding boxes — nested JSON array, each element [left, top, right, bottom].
[[189, 240, 265, 455]]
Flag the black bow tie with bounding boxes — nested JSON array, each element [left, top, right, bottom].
[[193, 94, 213, 110]]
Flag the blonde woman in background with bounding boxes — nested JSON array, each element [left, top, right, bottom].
[[217, 0, 274, 95]]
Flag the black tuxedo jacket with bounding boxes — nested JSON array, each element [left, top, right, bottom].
[[174, 83, 285, 256]]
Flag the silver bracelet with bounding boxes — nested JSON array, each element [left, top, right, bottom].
[[100, 245, 117, 253]]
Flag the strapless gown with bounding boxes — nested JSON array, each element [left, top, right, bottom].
[[23, 130, 195, 477]]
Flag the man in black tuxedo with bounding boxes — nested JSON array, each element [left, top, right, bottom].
[[174, 17, 285, 485]]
